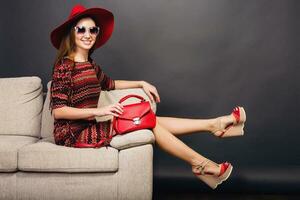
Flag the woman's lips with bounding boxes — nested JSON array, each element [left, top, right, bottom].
[[82, 40, 92, 45]]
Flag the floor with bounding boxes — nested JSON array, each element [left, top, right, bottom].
[[152, 193, 300, 200], [152, 177, 300, 200]]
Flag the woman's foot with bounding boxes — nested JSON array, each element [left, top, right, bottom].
[[211, 114, 236, 137], [192, 159, 221, 176], [191, 158, 233, 189], [211, 107, 246, 138]]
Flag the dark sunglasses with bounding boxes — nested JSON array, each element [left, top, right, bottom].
[[74, 26, 100, 36]]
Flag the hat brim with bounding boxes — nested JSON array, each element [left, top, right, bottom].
[[50, 7, 114, 49]]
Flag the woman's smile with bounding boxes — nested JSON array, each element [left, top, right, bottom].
[[81, 40, 93, 45]]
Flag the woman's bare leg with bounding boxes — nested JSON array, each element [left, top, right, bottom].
[[153, 121, 221, 175], [156, 115, 235, 136]]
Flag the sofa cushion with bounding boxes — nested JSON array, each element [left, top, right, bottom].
[[110, 129, 155, 150], [0, 135, 38, 172], [0, 76, 43, 137], [18, 137, 119, 173]]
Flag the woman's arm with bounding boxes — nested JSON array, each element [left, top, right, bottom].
[[114, 80, 161, 103], [53, 103, 124, 120], [114, 80, 143, 89], [53, 107, 97, 120]]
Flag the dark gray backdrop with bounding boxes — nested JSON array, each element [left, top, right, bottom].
[[1, 0, 299, 193]]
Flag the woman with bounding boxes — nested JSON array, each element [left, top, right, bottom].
[[49, 4, 246, 189]]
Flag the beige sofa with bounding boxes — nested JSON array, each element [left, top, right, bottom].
[[0, 76, 156, 200]]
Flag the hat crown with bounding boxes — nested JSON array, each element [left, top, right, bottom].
[[68, 4, 86, 19]]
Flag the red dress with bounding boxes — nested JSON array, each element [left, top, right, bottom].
[[49, 57, 115, 147]]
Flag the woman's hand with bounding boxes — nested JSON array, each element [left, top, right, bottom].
[[140, 81, 161, 103], [93, 103, 124, 117]]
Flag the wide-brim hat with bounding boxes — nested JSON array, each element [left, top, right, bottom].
[[50, 4, 114, 50]]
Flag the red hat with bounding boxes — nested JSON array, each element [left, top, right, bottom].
[[50, 4, 114, 49]]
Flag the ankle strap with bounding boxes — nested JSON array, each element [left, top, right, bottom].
[[195, 159, 210, 175]]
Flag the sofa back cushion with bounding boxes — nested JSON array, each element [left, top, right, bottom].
[[0, 76, 43, 137]]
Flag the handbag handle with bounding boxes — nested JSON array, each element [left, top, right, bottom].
[[118, 94, 146, 104]]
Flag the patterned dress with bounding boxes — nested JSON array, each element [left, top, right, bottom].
[[49, 57, 115, 147]]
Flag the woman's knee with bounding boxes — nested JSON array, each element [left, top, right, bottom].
[[156, 116, 162, 124], [154, 117, 165, 130]]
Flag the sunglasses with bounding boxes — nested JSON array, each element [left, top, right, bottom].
[[74, 26, 100, 36]]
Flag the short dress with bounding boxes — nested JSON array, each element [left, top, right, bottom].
[[49, 57, 115, 147]]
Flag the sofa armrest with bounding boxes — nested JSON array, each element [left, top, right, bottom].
[[117, 144, 153, 200], [110, 129, 155, 150]]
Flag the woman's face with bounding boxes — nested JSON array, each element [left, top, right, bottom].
[[73, 17, 99, 52]]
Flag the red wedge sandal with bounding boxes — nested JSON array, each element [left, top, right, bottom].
[[193, 159, 233, 189], [217, 106, 246, 138]]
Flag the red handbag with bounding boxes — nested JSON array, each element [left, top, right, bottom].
[[73, 94, 156, 148], [112, 94, 156, 134]]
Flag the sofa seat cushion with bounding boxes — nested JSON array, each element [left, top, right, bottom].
[[18, 137, 119, 173], [0, 135, 38, 172]]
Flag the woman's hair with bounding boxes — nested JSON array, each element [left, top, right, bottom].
[[52, 15, 98, 67]]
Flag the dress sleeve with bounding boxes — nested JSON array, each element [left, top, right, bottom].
[[95, 64, 115, 91], [49, 63, 72, 114]]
